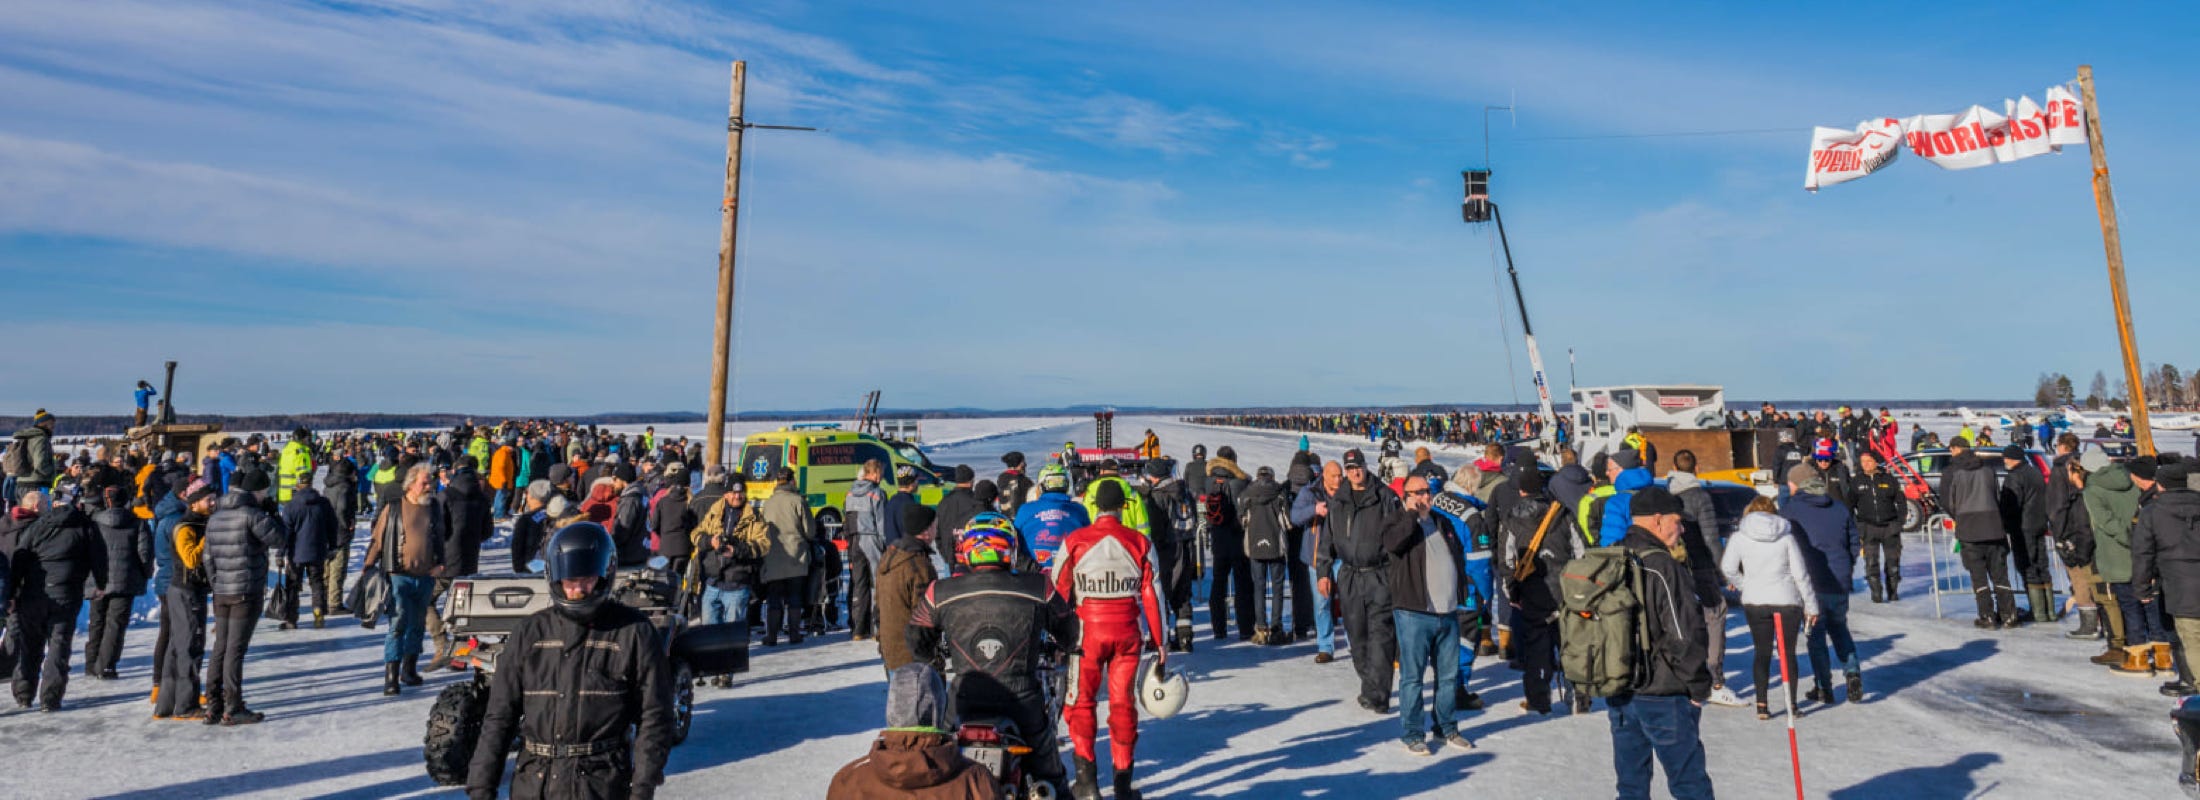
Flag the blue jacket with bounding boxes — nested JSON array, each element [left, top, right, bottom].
[[1015, 491, 1090, 572], [1431, 490, 1493, 612], [881, 490, 922, 548], [151, 492, 185, 598], [135, 386, 157, 411], [1598, 467, 1655, 545], [1780, 490, 1860, 594]]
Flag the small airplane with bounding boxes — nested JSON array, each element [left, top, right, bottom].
[[1956, 407, 2023, 433], [2058, 405, 2200, 432]]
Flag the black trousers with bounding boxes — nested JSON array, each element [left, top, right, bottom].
[[83, 593, 136, 675], [1207, 549, 1256, 639], [1285, 534, 1314, 635], [764, 578, 805, 643], [847, 542, 877, 638], [1156, 539, 1196, 629], [1743, 604, 1804, 708], [1859, 522, 1903, 588], [273, 562, 327, 624], [1515, 614, 1559, 711], [2010, 528, 2050, 586], [10, 597, 81, 708], [1335, 567, 1397, 706], [205, 593, 263, 716], [1961, 540, 2017, 620], [155, 586, 207, 717]]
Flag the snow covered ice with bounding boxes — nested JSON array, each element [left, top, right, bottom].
[[3, 414, 2181, 798]]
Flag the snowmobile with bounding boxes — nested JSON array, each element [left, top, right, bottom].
[[420, 557, 749, 786]]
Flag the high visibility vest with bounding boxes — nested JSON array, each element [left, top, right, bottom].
[[278, 440, 313, 503], [1080, 476, 1151, 536]]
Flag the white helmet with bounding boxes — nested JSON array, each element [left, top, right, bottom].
[[1137, 657, 1188, 719]]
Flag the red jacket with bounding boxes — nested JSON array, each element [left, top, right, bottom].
[[1050, 515, 1165, 633]]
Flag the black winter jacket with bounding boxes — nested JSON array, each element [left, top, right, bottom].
[[1850, 469, 1907, 527], [906, 567, 1079, 715], [1618, 528, 1713, 702], [323, 458, 359, 527], [1999, 460, 2049, 537], [203, 492, 288, 597], [933, 488, 983, 545], [1498, 492, 1573, 619], [443, 468, 494, 575], [281, 487, 341, 564], [92, 505, 152, 596], [1381, 511, 1467, 615], [2133, 488, 2200, 617], [11, 506, 104, 605], [1315, 481, 1399, 574], [612, 485, 650, 567], [651, 486, 695, 559], [1238, 477, 1291, 561], [1940, 452, 2003, 544], [467, 603, 676, 799]]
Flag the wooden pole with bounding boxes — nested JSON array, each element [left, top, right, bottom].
[[2077, 65, 2154, 455], [706, 61, 746, 468]]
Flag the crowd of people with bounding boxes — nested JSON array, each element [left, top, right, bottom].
[[1180, 410, 1566, 448], [7, 400, 2197, 799]]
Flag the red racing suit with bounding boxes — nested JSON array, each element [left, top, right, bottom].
[[1051, 514, 1166, 768]]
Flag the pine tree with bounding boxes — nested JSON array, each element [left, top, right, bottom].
[[2089, 371, 2110, 410], [2056, 374, 2077, 407]]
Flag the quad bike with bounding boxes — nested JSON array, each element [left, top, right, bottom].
[[421, 558, 749, 786]]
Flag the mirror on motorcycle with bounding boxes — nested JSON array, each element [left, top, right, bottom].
[[528, 559, 546, 573], [647, 555, 670, 571]]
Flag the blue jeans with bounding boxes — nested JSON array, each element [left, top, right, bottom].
[[491, 488, 509, 518], [1806, 591, 1859, 683], [1393, 609, 1460, 741], [386, 575, 433, 663], [1608, 694, 1715, 800], [1310, 561, 1339, 654], [703, 585, 752, 632]]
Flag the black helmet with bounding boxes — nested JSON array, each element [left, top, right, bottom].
[[1192, 444, 1207, 459], [544, 523, 617, 621]]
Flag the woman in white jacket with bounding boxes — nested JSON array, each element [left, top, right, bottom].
[[1721, 497, 1821, 719]]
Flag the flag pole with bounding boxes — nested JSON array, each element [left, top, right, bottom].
[[2076, 65, 2154, 456]]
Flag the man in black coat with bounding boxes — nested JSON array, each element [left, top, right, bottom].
[[278, 485, 340, 629], [2133, 460, 2200, 696], [1850, 451, 1909, 603], [442, 458, 494, 577], [86, 488, 151, 679], [9, 491, 105, 710], [202, 486, 287, 724], [932, 465, 982, 545], [1943, 438, 2015, 627], [1999, 445, 2053, 622], [1314, 449, 1401, 712]]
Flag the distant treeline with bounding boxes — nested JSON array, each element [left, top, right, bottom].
[[1, 398, 2030, 439]]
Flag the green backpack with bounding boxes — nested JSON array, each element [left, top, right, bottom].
[[1558, 546, 1651, 698]]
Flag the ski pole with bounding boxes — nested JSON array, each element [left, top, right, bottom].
[[1774, 612, 1804, 800]]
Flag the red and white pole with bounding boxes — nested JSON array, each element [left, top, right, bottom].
[[1774, 612, 1805, 800]]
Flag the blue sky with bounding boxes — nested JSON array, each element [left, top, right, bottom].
[[3, 1, 2195, 415]]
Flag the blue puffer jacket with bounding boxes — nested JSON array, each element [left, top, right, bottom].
[[1014, 491, 1090, 572], [1780, 490, 1859, 594], [151, 492, 185, 598], [1598, 467, 1655, 545]]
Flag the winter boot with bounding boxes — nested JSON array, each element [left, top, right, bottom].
[[2094, 644, 2131, 667], [2158, 643, 2180, 673], [1070, 756, 1100, 800], [1113, 766, 1143, 800], [1845, 672, 1866, 703], [1455, 687, 1485, 711], [313, 610, 325, 630], [402, 657, 425, 687], [1868, 577, 1885, 604], [383, 662, 401, 696], [2066, 607, 2103, 640], [2115, 645, 2158, 675], [1886, 577, 1900, 602], [2030, 585, 2056, 624], [1250, 625, 1270, 646]]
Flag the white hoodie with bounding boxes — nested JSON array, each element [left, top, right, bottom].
[[1720, 512, 1821, 614]]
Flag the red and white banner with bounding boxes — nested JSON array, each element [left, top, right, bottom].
[[1805, 85, 2087, 191]]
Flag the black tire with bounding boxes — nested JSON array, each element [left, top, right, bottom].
[[424, 679, 488, 786], [1903, 499, 1925, 532], [817, 508, 844, 541], [672, 660, 696, 745]]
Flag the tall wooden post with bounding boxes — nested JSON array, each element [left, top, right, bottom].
[[2077, 65, 2154, 455], [706, 61, 746, 468]]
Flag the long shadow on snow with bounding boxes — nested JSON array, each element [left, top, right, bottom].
[[1826, 752, 2002, 799], [95, 747, 430, 800], [669, 675, 887, 771], [1142, 706, 1494, 797]]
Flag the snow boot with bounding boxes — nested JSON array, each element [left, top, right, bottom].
[[1070, 757, 1100, 800], [313, 610, 325, 630], [1455, 688, 1484, 711], [1868, 577, 1885, 604], [402, 657, 425, 687], [2067, 607, 2103, 639], [2163, 681, 2197, 698], [1886, 578, 1900, 602], [1846, 672, 1866, 703], [2030, 585, 2056, 623], [1250, 626, 1271, 646], [1113, 766, 1143, 800], [2115, 646, 2158, 675], [2095, 644, 2132, 667], [383, 662, 401, 696], [1173, 624, 1195, 654], [2159, 643, 2180, 673]]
